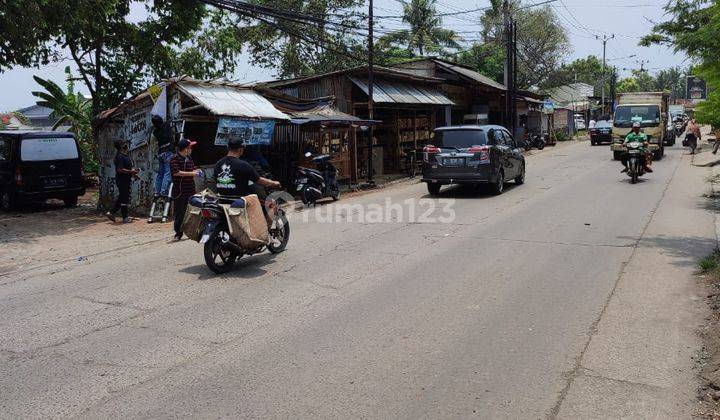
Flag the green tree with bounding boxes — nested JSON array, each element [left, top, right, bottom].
[[0, 1, 245, 114], [32, 67, 97, 172], [642, 1, 720, 127], [654, 67, 687, 100], [617, 77, 640, 93], [380, 0, 460, 56], [543, 55, 608, 95], [455, 42, 505, 84], [479, 0, 570, 89], [235, 0, 366, 79]]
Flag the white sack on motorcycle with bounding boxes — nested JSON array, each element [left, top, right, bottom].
[[225, 194, 269, 248]]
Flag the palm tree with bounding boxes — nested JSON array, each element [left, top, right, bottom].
[[381, 0, 460, 56], [32, 66, 96, 171]]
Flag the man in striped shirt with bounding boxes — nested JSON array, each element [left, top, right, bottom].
[[170, 139, 202, 241]]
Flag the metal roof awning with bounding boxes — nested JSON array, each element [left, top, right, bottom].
[[349, 77, 454, 106], [176, 82, 290, 120], [432, 60, 507, 91]]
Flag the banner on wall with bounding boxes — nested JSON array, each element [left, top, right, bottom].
[[214, 118, 276, 146], [127, 109, 152, 151]]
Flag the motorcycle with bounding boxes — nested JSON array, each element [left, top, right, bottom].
[[522, 132, 546, 151], [294, 152, 341, 205], [191, 190, 290, 274], [624, 141, 646, 184], [674, 121, 684, 138]]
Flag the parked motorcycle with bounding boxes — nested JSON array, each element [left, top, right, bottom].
[[522, 132, 546, 151], [624, 141, 646, 184], [191, 192, 290, 274], [294, 152, 341, 205]]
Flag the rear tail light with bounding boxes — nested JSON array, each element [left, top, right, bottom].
[[14, 167, 23, 186], [201, 208, 216, 219], [468, 146, 490, 162], [423, 145, 440, 162]]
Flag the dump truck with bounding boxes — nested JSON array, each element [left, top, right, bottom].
[[611, 92, 669, 160]]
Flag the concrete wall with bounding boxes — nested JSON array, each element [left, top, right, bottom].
[[97, 97, 158, 214]]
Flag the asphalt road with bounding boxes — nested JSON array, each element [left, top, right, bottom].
[[1, 141, 716, 418]]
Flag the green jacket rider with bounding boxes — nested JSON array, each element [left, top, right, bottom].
[[621, 121, 653, 173]]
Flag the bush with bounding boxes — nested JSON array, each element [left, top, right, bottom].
[[554, 129, 570, 142], [700, 249, 720, 273]]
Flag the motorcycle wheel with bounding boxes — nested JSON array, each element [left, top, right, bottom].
[[268, 212, 290, 253], [300, 188, 315, 206], [331, 186, 341, 201], [204, 229, 239, 274], [537, 141, 545, 150], [629, 158, 638, 184]]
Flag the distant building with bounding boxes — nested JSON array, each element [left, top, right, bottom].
[[15, 104, 64, 129]]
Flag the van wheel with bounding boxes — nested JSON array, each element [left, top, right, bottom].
[[0, 191, 15, 211], [63, 196, 79, 208], [427, 183, 441, 196]]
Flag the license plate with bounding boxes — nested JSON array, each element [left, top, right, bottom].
[[600, 129, 610, 134], [443, 157, 464, 167], [42, 176, 66, 188], [629, 150, 641, 154], [200, 234, 211, 244]]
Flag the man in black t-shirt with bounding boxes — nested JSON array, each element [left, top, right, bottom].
[[106, 140, 138, 223], [214, 138, 280, 197]]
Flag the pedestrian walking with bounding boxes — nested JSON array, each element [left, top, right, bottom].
[[170, 139, 201, 241], [686, 118, 701, 155], [105, 140, 138, 223]]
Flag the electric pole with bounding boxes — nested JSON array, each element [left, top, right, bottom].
[[596, 34, 614, 115], [367, 0, 374, 184], [635, 59, 649, 72], [503, 0, 514, 131]]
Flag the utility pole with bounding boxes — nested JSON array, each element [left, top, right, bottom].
[[596, 34, 614, 115], [367, 0, 374, 184], [635, 59, 649, 72], [503, 0, 514, 131]]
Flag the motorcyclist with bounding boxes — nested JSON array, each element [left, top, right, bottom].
[[621, 122, 653, 173], [214, 137, 280, 200]]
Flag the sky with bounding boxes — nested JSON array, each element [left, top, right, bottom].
[[0, 0, 685, 112]]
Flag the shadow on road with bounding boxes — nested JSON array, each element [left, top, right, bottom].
[[619, 234, 717, 268], [421, 183, 520, 200], [180, 252, 277, 280]]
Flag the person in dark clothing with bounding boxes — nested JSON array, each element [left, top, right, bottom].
[[170, 139, 201, 241], [152, 115, 174, 197], [214, 138, 280, 198], [105, 140, 138, 223]]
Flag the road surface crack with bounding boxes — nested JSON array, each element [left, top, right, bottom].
[[547, 151, 682, 419]]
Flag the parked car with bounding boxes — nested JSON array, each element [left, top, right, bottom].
[[589, 120, 613, 145], [422, 125, 526, 196], [0, 131, 85, 210], [574, 114, 586, 131]]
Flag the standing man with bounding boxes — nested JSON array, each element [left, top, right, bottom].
[[152, 115, 173, 197], [105, 140, 138, 223], [170, 139, 202, 241]]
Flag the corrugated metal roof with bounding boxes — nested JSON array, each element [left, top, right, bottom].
[[431, 60, 507, 91], [176, 82, 290, 120], [349, 77, 454, 105]]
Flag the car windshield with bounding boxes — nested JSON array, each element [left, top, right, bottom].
[[434, 129, 488, 149], [596, 120, 612, 128], [614, 105, 661, 127], [21, 137, 79, 161]]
